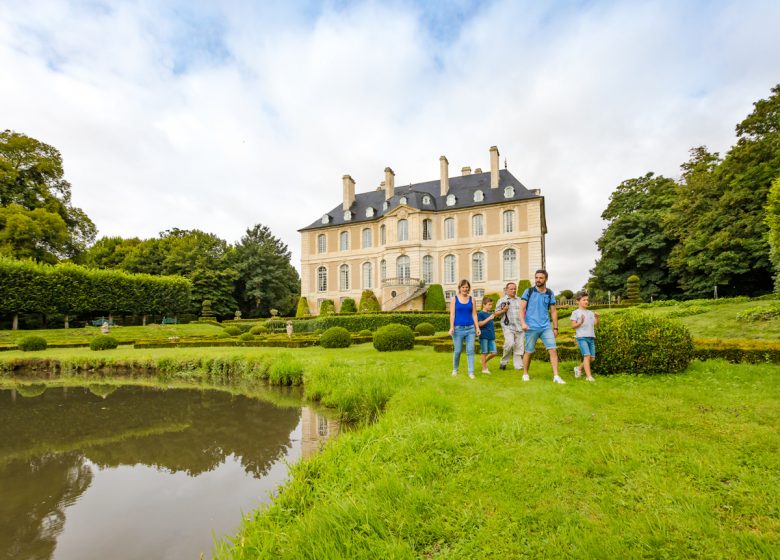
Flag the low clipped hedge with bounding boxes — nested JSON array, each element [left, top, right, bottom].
[[595, 310, 693, 375], [18, 336, 48, 352], [238, 332, 254, 341], [268, 312, 449, 334], [358, 329, 373, 337], [223, 326, 243, 336], [90, 335, 119, 351], [414, 322, 436, 336], [373, 323, 415, 352], [693, 338, 780, 364], [320, 327, 352, 348], [250, 325, 268, 335]]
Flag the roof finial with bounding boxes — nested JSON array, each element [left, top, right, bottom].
[[504, 158, 507, 170]]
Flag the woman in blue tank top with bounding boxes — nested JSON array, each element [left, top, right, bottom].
[[448, 279, 481, 379]]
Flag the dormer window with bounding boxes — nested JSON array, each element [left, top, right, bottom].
[[504, 186, 515, 199], [321, 214, 330, 224], [399, 196, 407, 205], [365, 207, 375, 218], [383, 201, 389, 211], [422, 195, 431, 205], [473, 190, 484, 202], [343, 210, 352, 221], [446, 194, 456, 207]]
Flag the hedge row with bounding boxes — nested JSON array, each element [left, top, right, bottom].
[[266, 313, 451, 333], [692, 338, 780, 364]]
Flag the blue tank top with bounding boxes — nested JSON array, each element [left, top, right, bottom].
[[454, 296, 473, 326]]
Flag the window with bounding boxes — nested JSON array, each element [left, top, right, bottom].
[[383, 201, 389, 211], [317, 266, 327, 292], [473, 289, 484, 305], [362, 228, 372, 248], [504, 186, 515, 198], [396, 255, 410, 280], [339, 264, 350, 291], [472, 252, 485, 282], [444, 254, 456, 284], [362, 262, 373, 289], [472, 214, 484, 236], [503, 210, 515, 233], [422, 255, 433, 284], [321, 214, 330, 224], [445, 290, 456, 302], [317, 234, 326, 254], [339, 231, 349, 251], [365, 207, 375, 218], [473, 190, 484, 202], [380, 224, 386, 245], [503, 248, 517, 280], [380, 259, 387, 281], [422, 195, 431, 205], [422, 219, 433, 240], [444, 218, 455, 239], [399, 196, 407, 205], [397, 219, 408, 241], [343, 210, 352, 221], [446, 194, 456, 206]]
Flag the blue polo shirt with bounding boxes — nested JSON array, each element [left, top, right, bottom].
[[521, 287, 556, 330]]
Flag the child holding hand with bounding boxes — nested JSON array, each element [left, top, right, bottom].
[[571, 290, 598, 382], [478, 296, 498, 374]]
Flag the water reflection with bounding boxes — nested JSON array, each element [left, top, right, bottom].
[[0, 384, 339, 560]]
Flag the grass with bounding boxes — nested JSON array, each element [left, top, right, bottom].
[[0, 322, 224, 346]]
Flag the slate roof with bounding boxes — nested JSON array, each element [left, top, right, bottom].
[[300, 169, 540, 231]]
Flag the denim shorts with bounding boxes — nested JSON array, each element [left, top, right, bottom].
[[524, 327, 557, 353], [480, 339, 497, 354], [576, 337, 596, 357]]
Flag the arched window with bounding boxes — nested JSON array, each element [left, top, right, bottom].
[[444, 218, 455, 240], [504, 186, 515, 198], [317, 234, 326, 253], [339, 264, 350, 291], [317, 266, 327, 292], [362, 228, 372, 248], [473, 190, 484, 202], [444, 254, 456, 284], [399, 196, 407, 205], [362, 262, 373, 289], [422, 195, 431, 205], [380, 259, 387, 281], [396, 255, 410, 280], [472, 214, 484, 236], [422, 255, 433, 284], [503, 248, 517, 280], [397, 219, 408, 241], [380, 224, 386, 245], [339, 231, 349, 251], [422, 219, 433, 240], [472, 252, 485, 282], [446, 194, 456, 206], [503, 210, 515, 233]]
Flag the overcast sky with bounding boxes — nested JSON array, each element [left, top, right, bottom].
[[2, 0, 779, 292]]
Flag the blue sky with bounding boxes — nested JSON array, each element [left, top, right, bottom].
[[1, 0, 779, 291]]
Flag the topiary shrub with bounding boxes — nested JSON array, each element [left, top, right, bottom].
[[223, 326, 242, 336], [625, 275, 641, 303], [201, 299, 215, 318], [320, 326, 352, 348], [516, 279, 532, 294], [373, 323, 415, 352], [250, 325, 268, 335], [319, 299, 335, 315], [340, 298, 357, 314], [90, 335, 119, 351], [595, 310, 693, 375], [359, 329, 373, 337], [359, 290, 381, 312], [424, 284, 446, 311], [18, 336, 48, 352], [296, 296, 311, 318], [414, 322, 435, 336], [238, 332, 254, 341], [216, 331, 232, 338]]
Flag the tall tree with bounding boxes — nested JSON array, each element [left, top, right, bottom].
[[232, 224, 300, 317], [767, 177, 780, 295], [590, 173, 678, 300], [0, 130, 96, 260]]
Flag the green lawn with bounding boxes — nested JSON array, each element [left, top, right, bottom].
[[0, 322, 224, 346]]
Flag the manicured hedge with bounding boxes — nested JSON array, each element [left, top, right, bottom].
[[18, 336, 48, 351], [90, 335, 119, 351], [272, 312, 450, 334], [320, 327, 352, 348], [373, 323, 415, 352], [692, 338, 780, 364], [414, 322, 436, 336]]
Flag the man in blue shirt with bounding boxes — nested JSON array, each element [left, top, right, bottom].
[[519, 269, 566, 384]]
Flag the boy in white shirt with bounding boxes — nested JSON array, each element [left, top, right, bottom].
[[570, 290, 598, 382]]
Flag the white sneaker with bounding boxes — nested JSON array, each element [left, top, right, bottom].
[[586, 377, 595, 382], [481, 369, 490, 374], [573, 366, 582, 378], [553, 376, 566, 384], [468, 373, 475, 380], [522, 373, 530, 381], [451, 370, 458, 377]]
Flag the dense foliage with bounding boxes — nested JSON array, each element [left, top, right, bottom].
[[319, 299, 335, 315], [423, 284, 446, 311], [358, 290, 381, 313], [340, 298, 357, 314], [319, 326, 352, 348], [767, 177, 780, 295], [17, 335, 47, 351], [414, 322, 436, 336], [373, 323, 415, 352], [89, 335, 119, 351], [296, 297, 310, 318]]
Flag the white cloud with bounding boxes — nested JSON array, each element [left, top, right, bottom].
[[1, 0, 779, 291]]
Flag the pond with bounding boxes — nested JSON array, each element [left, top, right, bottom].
[[0, 383, 339, 560]]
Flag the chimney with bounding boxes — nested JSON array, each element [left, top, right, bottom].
[[384, 167, 395, 200], [490, 145, 500, 188], [342, 175, 355, 211], [474, 167, 482, 173], [461, 166, 472, 176], [439, 156, 449, 196]]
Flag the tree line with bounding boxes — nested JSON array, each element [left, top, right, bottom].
[[0, 130, 300, 318], [590, 84, 780, 300]]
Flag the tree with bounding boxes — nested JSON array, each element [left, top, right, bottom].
[[0, 130, 96, 260], [624, 275, 641, 303], [590, 173, 678, 299], [767, 177, 780, 295], [296, 296, 311, 317], [232, 224, 300, 317], [0, 204, 70, 264], [359, 290, 381, 312], [423, 284, 445, 311]]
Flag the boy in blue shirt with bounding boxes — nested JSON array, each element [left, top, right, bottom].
[[519, 269, 566, 384], [477, 296, 497, 374]]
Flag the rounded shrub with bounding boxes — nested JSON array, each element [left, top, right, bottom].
[[359, 329, 373, 337], [296, 296, 311, 318], [90, 335, 119, 351], [340, 298, 357, 314], [414, 322, 435, 336], [250, 325, 268, 335], [216, 331, 232, 338], [320, 326, 352, 348], [359, 290, 381, 312], [18, 336, 48, 352], [223, 326, 242, 336], [313, 328, 325, 336], [595, 310, 693, 375], [373, 323, 415, 352], [319, 299, 335, 315], [239, 332, 255, 341]]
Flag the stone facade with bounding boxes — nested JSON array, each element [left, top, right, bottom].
[[299, 147, 547, 314]]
